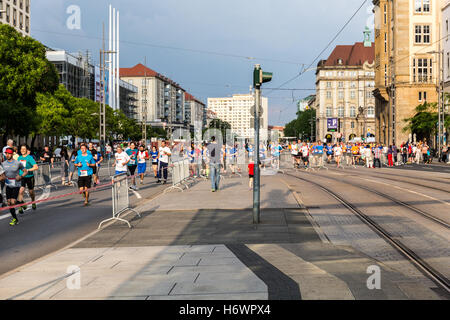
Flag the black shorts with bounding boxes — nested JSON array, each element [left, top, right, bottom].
[[6, 187, 20, 200], [302, 157, 309, 163], [78, 176, 92, 189], [249, 174, 254, 178], [295, 155, 302, 159], [127, 165, 137, 176], [21, 176, 35, 190], [92, 166, 97, 175]]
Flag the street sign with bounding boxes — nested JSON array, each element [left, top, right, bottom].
[[250, 105, 264, 117], [327, 118, 338, 132]]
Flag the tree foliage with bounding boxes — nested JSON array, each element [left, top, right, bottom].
[[403, 102, 450, 142], [284, 109, 316, 141], [0, 24, 59, 143]]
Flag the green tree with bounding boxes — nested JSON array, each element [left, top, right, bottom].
[[404, 102, 450, 143], [0, 24, 59, 144], [35, 85, 71, 137], [206, 118, 232, 141], [284, 109, 316, 141]]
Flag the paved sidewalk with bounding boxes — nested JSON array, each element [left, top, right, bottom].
[[0, 175, 443, 300]]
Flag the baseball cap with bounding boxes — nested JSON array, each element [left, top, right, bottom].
[[4, 148, 14, 154]]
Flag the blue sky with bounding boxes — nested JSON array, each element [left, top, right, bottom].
[[31, 0, 373, 126]]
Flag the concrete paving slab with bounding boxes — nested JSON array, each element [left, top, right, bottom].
[[147, 292, 268, 300], [170, 280, 267, 295]]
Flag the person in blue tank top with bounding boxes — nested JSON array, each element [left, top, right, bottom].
[[74, 144, 96, 206], [151, 146, 159, 179]]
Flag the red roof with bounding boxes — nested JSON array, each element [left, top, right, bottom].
[[120, 63, 182, 88], [120, 63, 159, 77], [323, 42, 374, 67], [185, 92, 205, 106]]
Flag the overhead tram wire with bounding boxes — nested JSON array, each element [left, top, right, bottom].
[[265, 0, 369, 97], [33, 28, 306, 66]]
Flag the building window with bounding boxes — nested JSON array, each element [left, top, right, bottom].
[[447, 53, 450, 78], [338, 71, 345, 77], [351, 91, 356, 99], [415, 0, 430, 13], [367, 106, 375, 117], [350, 106, 356, 118], [413, 58, 432, 82], [384, 33, 387, 52], [384, 4, 387, 24], [326, 81, 331, 88], [338, 106, 344, 117], [338, 81, 343, 88], [338, 91, 344, 99], [350, 82, 356, 88], [424, 91, 427, 101], [326, 91, 332, 99], [419, 91, 422, 101], [326, 106, 332, 117], [366, 91, 372, 99], [414, 25, 431, 44], [351, 122, 355, 129], [385, 64, 388, 86]]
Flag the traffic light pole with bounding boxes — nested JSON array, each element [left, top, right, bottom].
[[252, 64, 272, 225], [253, 85, 261, 224]]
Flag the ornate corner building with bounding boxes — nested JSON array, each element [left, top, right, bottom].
[[316, 42, 376, 143], [373, 0, 442, 146]]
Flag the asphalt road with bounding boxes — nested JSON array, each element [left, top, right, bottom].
[[0, 164, 167, 276]]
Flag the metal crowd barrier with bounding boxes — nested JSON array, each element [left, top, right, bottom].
[[98, 173, 141, 229], [164, 158, 192, 193], [35, 163, 58, 190]]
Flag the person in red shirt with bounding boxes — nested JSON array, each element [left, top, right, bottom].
[[248, 161, 255, 190]]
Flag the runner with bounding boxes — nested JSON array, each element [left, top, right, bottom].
[[126, 142, 139, 190], [2, 148, 28, 226], [74, 144, 96, 206], [290, 141, 299, 168], [333, 143, 343, 168], [137, 145, 149, 184], [95, 145, 104, 185], [113, 145, 130, 176], [150, 146, 159, 178], [17, 144, 39, 213], [301, 142, 310, 169], [157, 141, 171, 184], [88, 143, 99, 187], [326, 143, 333, 163]]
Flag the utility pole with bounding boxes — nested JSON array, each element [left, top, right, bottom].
[[252, 64, 272, 224]]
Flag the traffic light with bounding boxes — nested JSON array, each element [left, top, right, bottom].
[[253, 65, 273, 88]]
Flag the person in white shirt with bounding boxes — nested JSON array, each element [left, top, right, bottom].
[[113, 145, 130, 175], [157, 141, 171, 184], [300, 142, 309, 168], [291, 142, 299, 168], [333, 144, 343, 168]]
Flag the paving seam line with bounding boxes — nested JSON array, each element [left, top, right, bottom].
[[0, 185, 167, 281], [280, 177, 330, 244]]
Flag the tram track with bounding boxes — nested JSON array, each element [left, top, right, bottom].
[[330, 167, 450, 194], [284, 171, 450, 295]]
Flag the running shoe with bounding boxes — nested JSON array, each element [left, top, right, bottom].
[[163, 181, 167, 185], [32, 204, 37, 210], [156, 180, 162, 184], [9, 218, 19, 226], [212, 189, 216, 192]]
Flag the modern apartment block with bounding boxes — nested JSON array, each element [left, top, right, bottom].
[[207, 94, 269, 140], [315, 42, 376, 143], [0, 0, 30, 36], [120, 64, 204, 132], [46, 50, 138, 119], [373, 0, 441, 145]]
